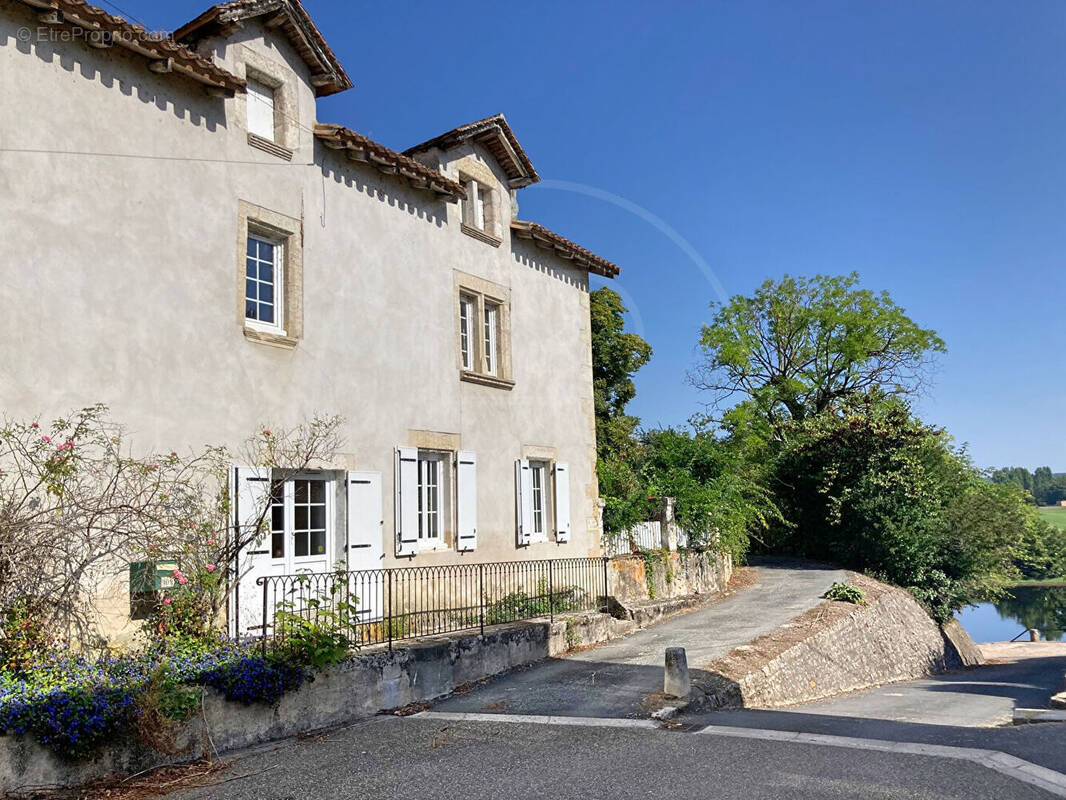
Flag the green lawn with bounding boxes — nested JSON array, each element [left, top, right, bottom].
[[1011, 577, 1066, 587], [1038, 505, 1066, 531]]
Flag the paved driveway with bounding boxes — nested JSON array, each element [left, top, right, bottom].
[[434, 558, 845, 718]]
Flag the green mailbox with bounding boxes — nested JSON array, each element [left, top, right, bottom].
[[129, 559, 179, 619]]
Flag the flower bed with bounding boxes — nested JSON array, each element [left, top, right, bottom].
[[0, 644, 308, 760]]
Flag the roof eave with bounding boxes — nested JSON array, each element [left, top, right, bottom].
[[510, 220, 620, 279], [174, 1, 352, 97], [15, 0, 243, 94], [404, 115, 540, 188], [315, 123, 466, 202]]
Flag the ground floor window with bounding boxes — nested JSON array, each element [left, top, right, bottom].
[[417, 451, 449, 545], [530, 460, 552, 540], [268, 475, 330, 562]]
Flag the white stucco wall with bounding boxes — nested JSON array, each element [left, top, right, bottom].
[[0, 5, 604, 636]]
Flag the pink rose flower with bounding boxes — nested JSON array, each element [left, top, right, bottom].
[[262, 428, 272, 437], [30, 423, 39, 429], [207, 538, 218, 546], [177, 576, 189, 585], [41, 436, 51, 443], [205, 563, 216, 573], [170, 451, 178, 457], [162, 597, 173, 606]]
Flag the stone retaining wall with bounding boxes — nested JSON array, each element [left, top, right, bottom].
[[0, 602, 663, 794], [609, 549, 732, 607], [691, 572, 982, 710]]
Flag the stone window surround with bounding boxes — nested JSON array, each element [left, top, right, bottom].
[[407, 430, 462, 550], [238, 201, 303, 349], [455, 157, 502, 247], [241, 53, 298, 160], [520, 446, 558, 546], [453, 271, 514, 389]]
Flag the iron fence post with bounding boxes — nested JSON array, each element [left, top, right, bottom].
[[548, 560, 554, 622], [260, 577, 268, 656], [387, 569, 393, 651], [479, 562, 485, 637]]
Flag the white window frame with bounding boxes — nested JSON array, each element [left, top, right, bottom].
[[529, 460, 552, 542], [483, 302, 499, 376], [462, 179, 486, 230], [245, 232, 285, 335], [417, 451, 449, 549], [246, 78, 277, 142], [267, 473, 333, 569], [459, 295, 477, 371]]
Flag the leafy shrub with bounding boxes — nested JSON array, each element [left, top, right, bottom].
[[767, 397, 1021, 621], [824, 582, 867, 606], [484, 591, 551, 625], [149, 579, 225, 658], [0, 601, 56, 676], [272, 575, 358, 669]]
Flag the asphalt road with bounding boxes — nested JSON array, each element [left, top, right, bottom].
[[163, 559, 1066, 799], [167, 714, 1063, 800], [435, 559, 844, 718]]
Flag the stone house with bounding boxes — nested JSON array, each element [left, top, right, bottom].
[[0, 0, 620, 638]]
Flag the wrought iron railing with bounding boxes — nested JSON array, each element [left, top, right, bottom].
[[255, 556, 610, 651]]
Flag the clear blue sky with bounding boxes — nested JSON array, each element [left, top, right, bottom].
[[118, 0, 1064, 470]]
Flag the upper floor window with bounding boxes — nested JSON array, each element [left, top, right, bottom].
[[247, 79, 276, 142], [238, 201, 303, 348], [459, 295, 476, 371], [455, 276, 513, 388], [245, 234, 283, 334], [483, 301, 499, 376]]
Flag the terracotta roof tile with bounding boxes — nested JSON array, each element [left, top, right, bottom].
[[13, 0, 244, 92], [510, 220, 620, 278], [174, 0, 352, 97], [315, 123, 466, 201]]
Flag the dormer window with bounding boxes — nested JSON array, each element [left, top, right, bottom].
[[246, 78, 276, 142], [464, 179, 485, 228], [459, 176, 499, 245]]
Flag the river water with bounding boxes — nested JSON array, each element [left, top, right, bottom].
[[954, 584, 1066, 642]]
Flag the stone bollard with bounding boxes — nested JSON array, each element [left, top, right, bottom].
[[664, 647, 690, 699], [1028, 628, 1041, 642]]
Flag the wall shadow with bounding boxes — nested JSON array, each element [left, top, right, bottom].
[[3, 14, 227, 133]]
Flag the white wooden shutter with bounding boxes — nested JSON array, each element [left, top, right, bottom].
[[472, 181, 485, 229], [515, 459, 533, 546], [554, 462, 571, 543], [346, 472, 383, 569], [395, 447, 419, 557], [246, 79, 275, 140], [457, 451, 478, 552], [346, 471, 384, 622], [230, 466, 277, 637]]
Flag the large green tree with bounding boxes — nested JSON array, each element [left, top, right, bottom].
[[693, 273, 945, 437], [768, 395, 1024, 620], [590, 287, 652, 461]]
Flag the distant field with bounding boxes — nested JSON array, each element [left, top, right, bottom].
[[1038, 506, 1066, 531]]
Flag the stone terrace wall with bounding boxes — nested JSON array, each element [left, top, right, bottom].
[[0, 610, 646, 794], [609, 549, 732, 607], [693, 571, 982, 710]]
